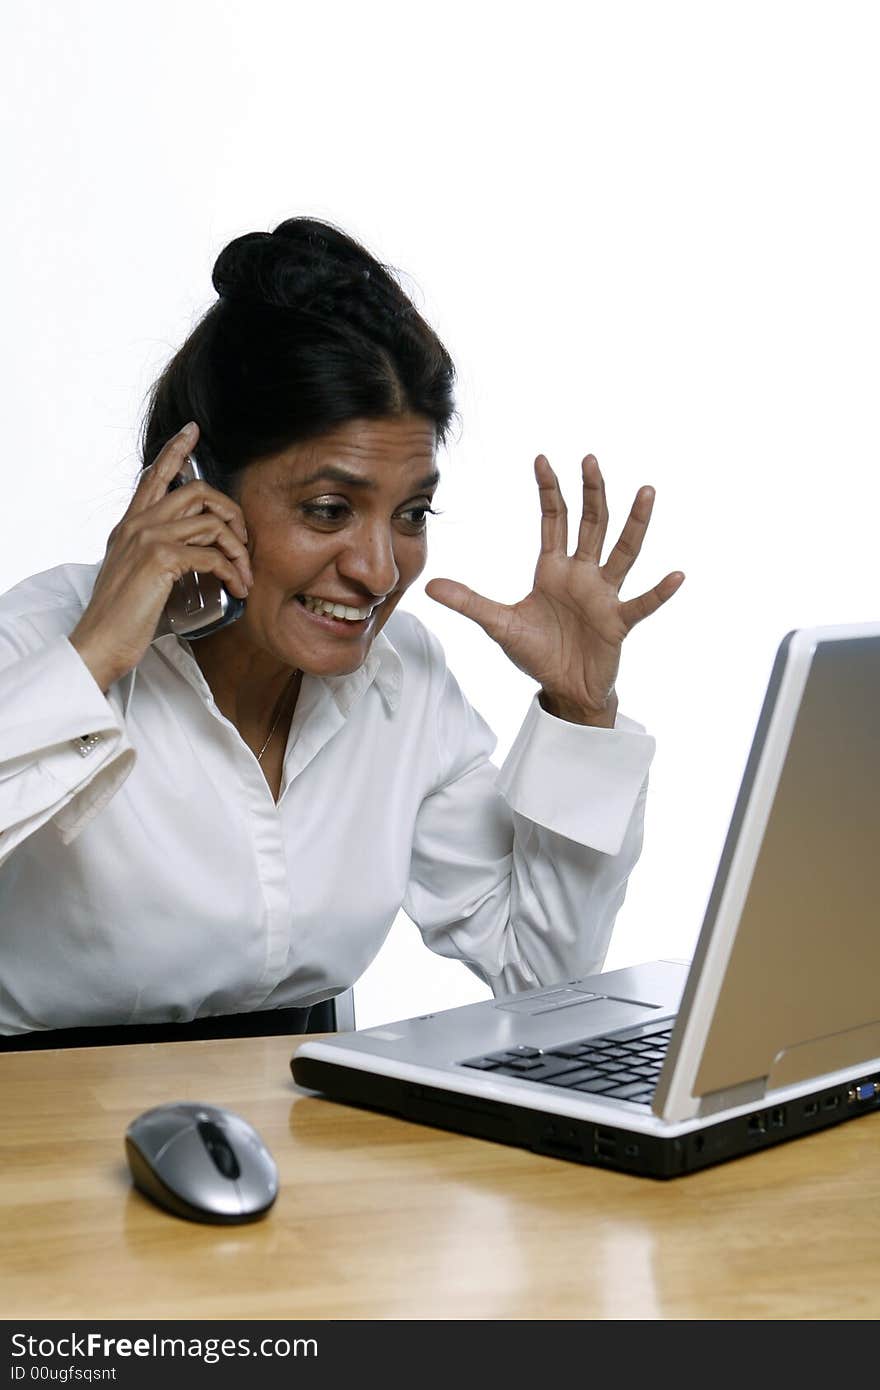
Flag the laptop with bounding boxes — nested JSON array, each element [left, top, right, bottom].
[[292, 622, 880, 1178]]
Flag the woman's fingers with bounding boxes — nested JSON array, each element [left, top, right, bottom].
[[169, 482, 248, 549], [139, 513, 253, 593], [128, 424, 249, 549], [152, 479, 248, 550], [619, 570, 686, 632], [601, 486, 655, 590], [161, 543, 251, 599], [130, 422, 200, 517], [425, 578, 511, 644], [535, 455, 568, 556], [69, 422, 257, 692], [573, 454, 609, 563]]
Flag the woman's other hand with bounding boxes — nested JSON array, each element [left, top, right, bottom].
[[425, 453, 684, 727], [69, 423, 253, 693]]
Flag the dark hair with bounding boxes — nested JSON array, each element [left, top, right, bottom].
[[138, 217, 458, 493]]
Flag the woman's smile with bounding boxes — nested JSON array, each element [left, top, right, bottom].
[[290, 590, 385, 638]]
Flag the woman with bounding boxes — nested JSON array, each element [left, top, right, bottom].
[[0, 217, 683, 1040]]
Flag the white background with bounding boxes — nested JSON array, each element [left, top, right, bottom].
[[2, 1, 878, 1028]]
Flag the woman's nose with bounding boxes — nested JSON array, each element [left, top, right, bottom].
[[338, 523, 400, 598]]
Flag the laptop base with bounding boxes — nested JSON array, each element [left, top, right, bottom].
[[292, 1054, 880, 1180]]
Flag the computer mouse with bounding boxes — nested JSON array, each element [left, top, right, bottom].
[[125, 1101, 278, 1224]]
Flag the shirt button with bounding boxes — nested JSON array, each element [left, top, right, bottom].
[[75, 733, 101, 757]]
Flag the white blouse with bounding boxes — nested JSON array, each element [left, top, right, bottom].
[[0, 562, 656, 1036]]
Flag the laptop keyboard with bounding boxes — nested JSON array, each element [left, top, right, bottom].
[[459, 1021, 674, 1104]]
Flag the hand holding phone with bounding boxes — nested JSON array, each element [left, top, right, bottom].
[[162, 451, 247, 640], [69, 423, 251, 693]]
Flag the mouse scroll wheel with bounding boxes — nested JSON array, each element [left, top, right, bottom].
[[196, 1120, 241, 1180]]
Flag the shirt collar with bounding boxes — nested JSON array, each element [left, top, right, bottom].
[[310, 628, 403, 715]]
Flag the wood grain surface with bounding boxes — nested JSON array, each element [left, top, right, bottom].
[[1, 1034, 878, 1320]]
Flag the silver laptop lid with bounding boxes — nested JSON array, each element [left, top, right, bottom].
[[656, 622, 880, 1123]]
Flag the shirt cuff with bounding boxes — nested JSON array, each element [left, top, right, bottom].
[[495, 693, 656, 854], [0, 636, 122, 764], [0, 636, 136, 845], [47, 639, 136, 842], [50, 746, 136, 843]]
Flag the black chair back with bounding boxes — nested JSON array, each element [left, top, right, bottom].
[[0, 994, 352, 1051]]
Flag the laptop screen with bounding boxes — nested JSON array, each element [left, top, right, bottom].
[[690, 633, 880, 1099]]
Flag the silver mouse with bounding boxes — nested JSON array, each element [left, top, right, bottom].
[[125, 1101, 278, 1224]]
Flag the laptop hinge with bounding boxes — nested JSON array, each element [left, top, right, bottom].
[[697, 1076, 766, 1117]]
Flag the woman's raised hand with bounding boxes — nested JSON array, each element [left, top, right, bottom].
[[69, 423, 253, 693], [425, 453, 684, 726]]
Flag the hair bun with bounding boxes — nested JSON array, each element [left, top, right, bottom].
[[212, 229, 320, 308], [211, 218, 410, 323]]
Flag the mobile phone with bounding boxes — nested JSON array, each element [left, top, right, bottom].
[[159, 451, 246, 640]]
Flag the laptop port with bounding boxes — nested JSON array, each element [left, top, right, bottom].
[[539, 1122, 582, 1157], [847, 1081, 878, 1104], [748, 1112, 767, 1136], [594, 1129, 617, 1159], [822, 1094, 840, 1111], [770, 1107, 786, 1128], [803, 1100, 819, 1117]]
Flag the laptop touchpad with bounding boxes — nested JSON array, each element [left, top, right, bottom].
[[495, 986, 661, 1016]]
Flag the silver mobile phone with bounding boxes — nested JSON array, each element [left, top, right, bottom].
[[159, 451, 246, 640]]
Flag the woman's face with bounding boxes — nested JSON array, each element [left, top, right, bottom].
[[233, 413, 439, 677]]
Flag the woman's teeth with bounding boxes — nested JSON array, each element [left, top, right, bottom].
[[299, 595, 373, 622]]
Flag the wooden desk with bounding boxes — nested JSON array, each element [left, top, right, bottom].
[[1, 1034, 878, 1320]]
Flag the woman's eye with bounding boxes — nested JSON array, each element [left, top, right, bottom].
[[396, 505, 437, 531], [301, 500, 437, 530], [303, 501, 350, 524]]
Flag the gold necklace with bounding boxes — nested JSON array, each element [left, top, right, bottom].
[[257, 670, 300, 763]]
